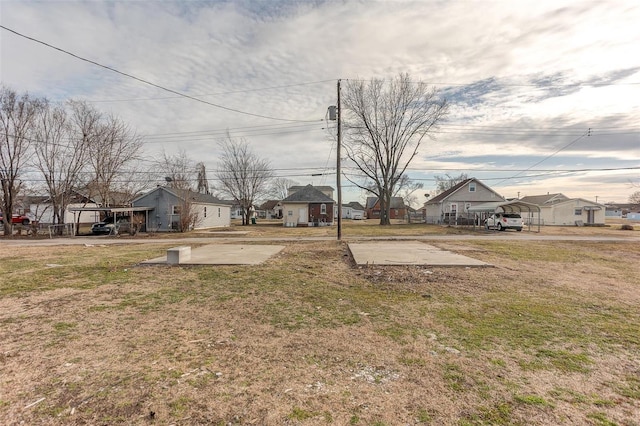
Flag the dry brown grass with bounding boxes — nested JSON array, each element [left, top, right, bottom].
[[0, 240, 639, 425]]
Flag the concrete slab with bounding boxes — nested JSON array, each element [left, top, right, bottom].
[[348, 241, 490, 267], [141, 244, 286, 265]]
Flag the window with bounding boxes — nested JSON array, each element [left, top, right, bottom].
[[320, 204, 327, 215], [172, 205, 181, 215], [288, 210, 293, 216], [469, 183, 476, 192], [204, 207, 207, 218], [218, 208, 221, 217], [574, 208, 582, 216]]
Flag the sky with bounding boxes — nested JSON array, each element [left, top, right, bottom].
[[1, 0, 639, 206]]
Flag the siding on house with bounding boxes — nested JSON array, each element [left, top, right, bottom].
[[424, 179, 504, 223], [133, 187, 230, 231]]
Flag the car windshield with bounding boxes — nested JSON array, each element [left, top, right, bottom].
[[503, 213, 522, 218]]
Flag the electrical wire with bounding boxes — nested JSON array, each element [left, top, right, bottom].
[[0, 25, 321, 123]]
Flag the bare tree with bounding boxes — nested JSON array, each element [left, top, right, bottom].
[[0, 87, 42, 235], [195, 162, 210, 194], [33, 100, 90, 229], [393, 175, 424, 223], [629, 191, 640, 205], [216, 134, 273, 225], [267, 177, 298, 200], [342, 73, 448, 225], [434, 172, 468, 194], [160, 149, 194, 191]]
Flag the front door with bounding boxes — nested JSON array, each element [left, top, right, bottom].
[[587, 209, 594, 224], [298, 208, 307, 223]]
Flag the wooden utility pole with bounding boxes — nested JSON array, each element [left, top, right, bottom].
[[336, 79, 342, 241]]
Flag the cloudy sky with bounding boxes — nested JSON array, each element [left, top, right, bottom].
[[1, 0, 639, 204]]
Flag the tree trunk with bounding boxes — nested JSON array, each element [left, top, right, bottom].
[[245, 206, 252, 226]]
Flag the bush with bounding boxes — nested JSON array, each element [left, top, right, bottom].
[[620, 224, 635, 231]]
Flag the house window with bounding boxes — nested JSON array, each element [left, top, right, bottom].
[[320, 204, 327, 215], [172, 205, 181, 215], [469, 182, 476, 192], [574, 208, 582, 216], [204, 207, 207, 218], [288, 210, 293, 216]]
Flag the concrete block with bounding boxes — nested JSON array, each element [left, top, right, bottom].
[[167, 246, 191, 265]]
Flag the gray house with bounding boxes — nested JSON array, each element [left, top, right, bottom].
[[423, 178, 504, 224], [132, 187, 230, 232]]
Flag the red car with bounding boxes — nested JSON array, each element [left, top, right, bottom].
[[0, 212, 31, 225]]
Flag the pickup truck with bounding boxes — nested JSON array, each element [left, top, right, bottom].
[[485, 213, 523, 231], [0, 212, 31, 225]]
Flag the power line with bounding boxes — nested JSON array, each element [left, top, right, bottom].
[[0, 25, 320, 123], [85, 80, 336, 103]]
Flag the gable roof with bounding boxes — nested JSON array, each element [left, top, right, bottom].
[[134, 186, 225, 205], [519, 193, 569, 206], [345, 201, 365, 210], [426, 178, 504, 204], [282, 185, 334, 203], [260, 200, 281, 210], [365, 196, 406, 209]]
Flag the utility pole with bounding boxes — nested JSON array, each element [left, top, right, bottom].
[[336, 79, 342, 241]]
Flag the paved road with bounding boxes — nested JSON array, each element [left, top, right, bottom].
[[1, 233, 638, 247]]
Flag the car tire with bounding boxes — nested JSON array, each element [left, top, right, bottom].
[[497, 223, 503, 231], [22, 218, 30, 225], [517, 228, 522, 232]]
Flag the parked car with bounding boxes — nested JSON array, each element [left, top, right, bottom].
[[485, 213, 523, 231], [91, 217, 131, 235], [0, 212, 31, 225]]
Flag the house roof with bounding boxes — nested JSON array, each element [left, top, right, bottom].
[[519, 193, 569, 205], [289, 185, 334, 193], [426, 178, 504, 204], [365, 196, 406, 209], [260, 200, 281, 210], [345, 201, 365, 210], [282, 185, 334, 203], [134, 186, 226, 205]]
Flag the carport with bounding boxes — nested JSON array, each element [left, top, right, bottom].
[[468, 200, 541, 232], [68, 206, 154, 234]]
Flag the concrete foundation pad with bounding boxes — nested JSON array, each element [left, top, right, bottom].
[[348, 241, 490, 267], [141, 244, 285, 265]]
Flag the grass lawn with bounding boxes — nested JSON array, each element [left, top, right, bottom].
[[0, 239, 639, 425]]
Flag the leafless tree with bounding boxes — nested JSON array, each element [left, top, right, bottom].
[[342, 73, 448, 225], [33, 100, 90, 228], [393, 175, 424, 223], [195, 162, 210, 194], [267, 177, 298, 200], [0, 86, 42, 235], [86, 109, 143, 207], [216, 134, 273, 225], [434, 172, 468, 194], [629, 191, 640, 205], [160, 149, 194, 191]]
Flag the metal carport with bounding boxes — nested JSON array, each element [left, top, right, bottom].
[[68, 206, 154, 235], [467, 200, 541, 232]]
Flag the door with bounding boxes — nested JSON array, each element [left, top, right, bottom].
[[298, 208, 307, 223], [450, 203, 458, 224], [587, 209, 594, 224]]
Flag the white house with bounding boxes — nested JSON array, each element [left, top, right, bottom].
[[519, 193, 605, 225]]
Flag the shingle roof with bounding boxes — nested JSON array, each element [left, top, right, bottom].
[[260, 200, 280, 210], [365, 196, 406, 209], [282, 185, 334, 203], [426, 179, 473, 204], [519, 193, 568, 205]]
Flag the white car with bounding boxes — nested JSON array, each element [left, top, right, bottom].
[[485, 213, 523, 231]]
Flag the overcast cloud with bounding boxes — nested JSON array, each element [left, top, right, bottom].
[[1, 0, 639, 204]]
